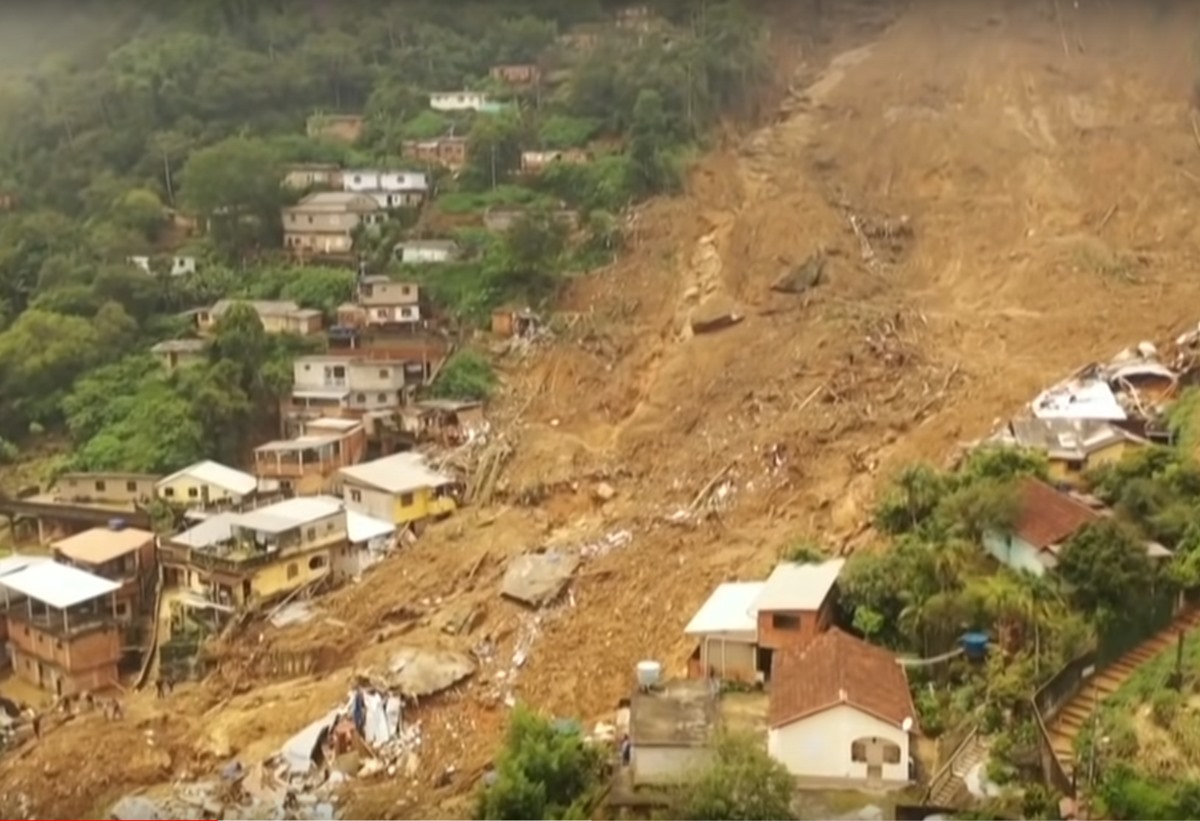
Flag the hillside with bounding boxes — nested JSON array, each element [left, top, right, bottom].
[[6, 0, 1200, 818]]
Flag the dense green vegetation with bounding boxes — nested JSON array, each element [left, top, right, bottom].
[[0, 0, 769, 473]]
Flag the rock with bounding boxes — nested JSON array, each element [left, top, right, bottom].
[[689, 292, 744, 334], [500, 551, 581, 607], [772, 251, 826, 294], [593, 482, 616, 502]]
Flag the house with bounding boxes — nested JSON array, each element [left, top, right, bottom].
[[684, 581, 765, 682], [490, 64, 541, 84], [483, 206, 579, 233], [254, 418, 368, 496], [429, 91, 493, 112], [994, 418, 1149, 486], [1031, 376, 1127, 422], [491, 306, 540, 338], [170, 256, 198, 277], [0, 473, 157, 545], [156, 460, 261, 511], [51, 524, 157, 622], [399, 399, 487, 446], [0, 555, 50, 665], [752, 558, 845, 675], [283, 163, 343, 190], [402, 136, 468, 170], [282, 191, 384, 256], [160, 496, 393, 606], [983, 477, 1171, 576], [283, 355, 419, 428], [557, 25, 606, 51], [162, 497, 351, 608], [342, 170, 429, 209], [196, 300, 324, 337], [151, 339, 207, 371], [0, 561, 122, 695], [306, 113, 364, 144], [629, 678, 719, 786], [395, 240, 459, 265], [768, 629, 917, 787], [338, 451, 458, 528], [357, 276, 422, 328], [520, 149, 591, 174]]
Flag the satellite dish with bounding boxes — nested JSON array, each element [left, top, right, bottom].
[[902, 716, 914, 733]]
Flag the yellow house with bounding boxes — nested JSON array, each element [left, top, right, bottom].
[[1002, 418, 1150, 485], [156, 460, 261, 511], [337, 452, 459, 527], [161, 497, 350, 607]]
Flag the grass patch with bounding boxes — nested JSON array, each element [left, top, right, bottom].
[[1168, 387, 1200, 456], [435, 184, 553, 215]]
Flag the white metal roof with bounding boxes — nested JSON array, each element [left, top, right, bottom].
[[0, 554, 51, 578], [1031, 379, 1127, 422], [0, 561, 120, 609], [684, 582, 765, 636], [752, 559, 846, 613], [233, 496, 344, 534], [292, 389, 350, 400], [158, 460, 258, 496], [339, 452, 454, 494], [170, 513, 239, 550], [346, 509, 396, 544], [306, 417, 360, 431]]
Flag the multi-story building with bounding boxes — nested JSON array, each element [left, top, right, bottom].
[[254, 418, 367, 495], [401, 136, 468, 170], [51, 524, 157, 622], [0, 561, 122, 695], [281, 192, 384, 256], [283, 356, 422, 430], [341, 170, 429, 210], [195, 300, 323, 337]]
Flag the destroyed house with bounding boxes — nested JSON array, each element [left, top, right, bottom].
[[254, 418, 367, 496], [164, 497, 350, 607], [996, 417, 1149, 485], [400, 399, 486, 446], [0, 562, 122, 695]]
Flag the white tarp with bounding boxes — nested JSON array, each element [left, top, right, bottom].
[[280, 708, 340, 774]]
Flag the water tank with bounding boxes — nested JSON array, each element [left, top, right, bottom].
[[107, 517, 127, 532], [960, 631, 990, 660], [636, 660, 662, 690]]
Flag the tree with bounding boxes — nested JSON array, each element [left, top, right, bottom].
[[179, 136, 282, 248], [433, 349, 496, 401], [464, 112, 523, 191], [629, 88, 672, 195], [675, 733, 795, 821], [1058, 520, 1155, 615], [475, 706, 604, 820]]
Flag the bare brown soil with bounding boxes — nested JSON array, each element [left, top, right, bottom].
[[8, 1, 1200, 817]]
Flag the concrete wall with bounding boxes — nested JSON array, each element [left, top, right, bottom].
[[58, 473, 158, 504], [1046, 440, 1132, 486], [250, 545, 335, 601], [343, 482, 457, 526], [6, 618, 121, 682], [157, 476, 246, 508], [631, 744, 712, 787], [983, 531, 1046, 577], [768, 704, 910, 784], [10, 646, 119, 696], [694, 636, 757, 682]]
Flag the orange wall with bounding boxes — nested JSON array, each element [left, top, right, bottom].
[[756, 595, 835, 651], [6, 617, 121, 673]]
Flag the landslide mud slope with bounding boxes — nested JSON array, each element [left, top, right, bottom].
[[8, 1, 1200, 818]]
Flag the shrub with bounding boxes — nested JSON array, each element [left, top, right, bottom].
[[432, 349, 496, 401]]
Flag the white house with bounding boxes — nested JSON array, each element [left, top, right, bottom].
[[395, 240, 459, 265], [170, 255, 198, 276], [342, 170, 430, 210], [683, 581, 764, 682], [768, 629, 917, 788], [155, 460, 261, 509], [429, 91, 491, 111], [629, 679, 718, 787]]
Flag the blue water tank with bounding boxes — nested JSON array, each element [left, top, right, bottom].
[[961, 632, 990, 660], [107, 517, 127, 531]]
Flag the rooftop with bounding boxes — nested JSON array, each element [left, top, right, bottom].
[[752, 558, 846, 613], [255, 434, 342, 453], [158, 460, 258, 496], [289, 191, 380, 212], [170, 512, 239, 550], [1011, 477, 1100, 551], [398, 239, 458, 251], [0, 561, 121, 610], [338, 452, 454, 494], [684, 582, 765, 636], [770, 629, 916, 731], [234, 496, 345, 535], [0, 554, 50, 578], [172, 498, 392, 548], [1031, 377, 1127, 422], [630, 679, 718, 747], [211, 299, 312, 319], [1004, 418, 1144, 460], [305, 417, 361, 432], [53, 526, 155, 566]]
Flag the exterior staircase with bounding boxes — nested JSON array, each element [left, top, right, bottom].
[[927, 730, 987, 807], [1046, 607, 1200, 785]]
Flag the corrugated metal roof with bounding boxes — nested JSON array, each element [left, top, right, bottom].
[[0, 561, 120, 609], [53, 526, 155, 565], [158, 460, 258, 496], [234, 496, 344, 534], [752, 559, 846, 613], [684, 582, 764, 636], [338, 452, 454, 495]]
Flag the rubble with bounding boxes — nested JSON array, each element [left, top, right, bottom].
[[771, 251, 826, 294], [368, 647, 477, 697], [501, 551, 581, 607]]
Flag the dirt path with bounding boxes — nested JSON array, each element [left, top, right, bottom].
[[10, 2, 1200, 818]]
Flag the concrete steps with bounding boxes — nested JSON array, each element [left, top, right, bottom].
[[1045, 607, 1200, 780], [928, 733, 986, 808]]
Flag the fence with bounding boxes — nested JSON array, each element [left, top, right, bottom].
[[1096, 588, 1178, 667], [1031, 649, 1097, 798], [921, 717, 978, 803]]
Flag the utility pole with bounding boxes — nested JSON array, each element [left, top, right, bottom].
[[490, 144, 497, 190]]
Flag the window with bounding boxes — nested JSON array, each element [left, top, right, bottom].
[[376, 309, 388, 319], [163, 487, 175, 498], [378, 368, 390, 378], [772, 613, 800, 630], [116, 602, 129, 618], [95, 480, 107, 492], [851, 740, 867, 763], [309, 555, 328, 570], [304, 364, 311, 371], [188, 487, 199, 499], [353, 175, 361, 184], [307, 216, 314, 224], [126, 480, 138, 492], [356, 393, 366, 403], [400, 307, 413, 318], [401, 285, 411, 296], [883, 743, 901, 765], [399, 492, 415, 507], [350, 489, 362, 503], [378, 393, 388, 402], [287, 563, 298, 580], [306, 527, 316, 541]]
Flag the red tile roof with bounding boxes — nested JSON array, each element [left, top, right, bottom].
[[769, 629, 916, 730], [1012, 477, 1100, 550]]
